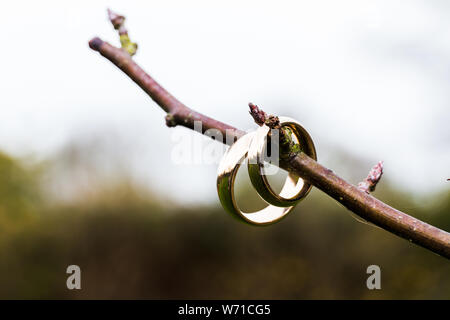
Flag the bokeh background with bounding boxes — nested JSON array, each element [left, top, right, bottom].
[[0, 0, 449, 299]]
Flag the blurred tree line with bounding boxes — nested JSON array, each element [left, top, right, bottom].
[[0, 149, 448, 299]]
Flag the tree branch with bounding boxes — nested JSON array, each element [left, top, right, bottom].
[[88, 13, 450, 259], [88, 37, 242, 145]]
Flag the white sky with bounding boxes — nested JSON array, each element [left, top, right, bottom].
[[0, 0, 449, 203]]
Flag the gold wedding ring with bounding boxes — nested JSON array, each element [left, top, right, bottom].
[[216, 131, 295, 225], [247, 116, 317, 207]]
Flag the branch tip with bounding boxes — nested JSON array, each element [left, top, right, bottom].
[[107, 8, 125, 30], [89, 37, 103, 51], [107, 8, 137, 56], [358, 161, 384, 193], [248, 103, 281, 129], [248, 103, 266, 126]]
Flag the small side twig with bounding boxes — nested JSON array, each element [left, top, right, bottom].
[[107, 8, 138, 56], [358, 161, 384, 193], [249, 102, 281, 129], [248, 102, 299, 159]]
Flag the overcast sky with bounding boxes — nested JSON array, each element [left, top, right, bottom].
[[0, 0, 449, 203]]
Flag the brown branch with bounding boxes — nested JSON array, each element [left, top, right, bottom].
[[88, 12, 450, 259], [88, 37, 242, 145]]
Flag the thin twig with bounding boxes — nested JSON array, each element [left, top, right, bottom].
[[88, 10, 450, 259], [107, 8, 138, 56], [248, 102, 297, 159], [358, 161, 384, 193]]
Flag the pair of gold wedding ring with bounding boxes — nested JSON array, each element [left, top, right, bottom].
[[217, 116, 317, 225]]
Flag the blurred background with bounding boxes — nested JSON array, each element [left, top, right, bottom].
[[0, 0, 449, 299]]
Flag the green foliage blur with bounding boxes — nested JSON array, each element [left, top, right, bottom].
[[0, 149, 448, 299]]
